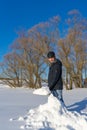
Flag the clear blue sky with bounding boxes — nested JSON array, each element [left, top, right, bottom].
[[0, 0, 87, 61]]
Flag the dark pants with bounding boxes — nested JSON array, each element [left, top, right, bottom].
[[51, 90, 64, 102]]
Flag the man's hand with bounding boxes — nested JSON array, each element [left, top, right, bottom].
[[49, 87, 53, 91]]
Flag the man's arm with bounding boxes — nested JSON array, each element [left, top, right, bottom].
[[49, 64, 61, 91]]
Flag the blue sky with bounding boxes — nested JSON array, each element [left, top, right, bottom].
[[0, 0, 87, 61]]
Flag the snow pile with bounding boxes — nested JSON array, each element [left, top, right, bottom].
[[13, 89, 87, 130], [33, 86, 50, 95]]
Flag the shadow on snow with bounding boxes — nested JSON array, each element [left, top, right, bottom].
[[67, 97, 87, 116]]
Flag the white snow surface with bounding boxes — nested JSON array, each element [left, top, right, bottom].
[[33, 86, 51, 95], [0, 85, 87, 130]]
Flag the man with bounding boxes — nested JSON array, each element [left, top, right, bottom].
[[47, 51, 64, 103]]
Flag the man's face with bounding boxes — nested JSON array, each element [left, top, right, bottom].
[[48, 57, 55, 63]]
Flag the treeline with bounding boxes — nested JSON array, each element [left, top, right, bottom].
[[0, 10, 87, 89]]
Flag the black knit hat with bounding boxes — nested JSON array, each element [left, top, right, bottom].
[[47, 51, 55, 58]]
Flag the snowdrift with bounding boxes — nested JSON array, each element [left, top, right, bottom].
[[10, 87, 87, 130], [33, 86, 50, 95]]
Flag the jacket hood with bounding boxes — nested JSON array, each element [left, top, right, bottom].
[[56, 59, 62, 66], [50, 59, 62, 67]]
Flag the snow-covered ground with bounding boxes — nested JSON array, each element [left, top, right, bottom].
[[0, 85, 87, 130]]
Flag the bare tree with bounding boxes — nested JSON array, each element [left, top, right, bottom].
[[2, 16, 60, 88], [58, 10, 87, 89], [0, 52, 23, 87]]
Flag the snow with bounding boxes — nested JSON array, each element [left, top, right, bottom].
[[0, 85, 87, 130], [33, 86, 51, 95]]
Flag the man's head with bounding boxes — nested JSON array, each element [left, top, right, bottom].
[[47, 51, 55, 63]]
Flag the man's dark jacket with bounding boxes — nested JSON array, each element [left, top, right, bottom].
[[48, 59, 63, 91]]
